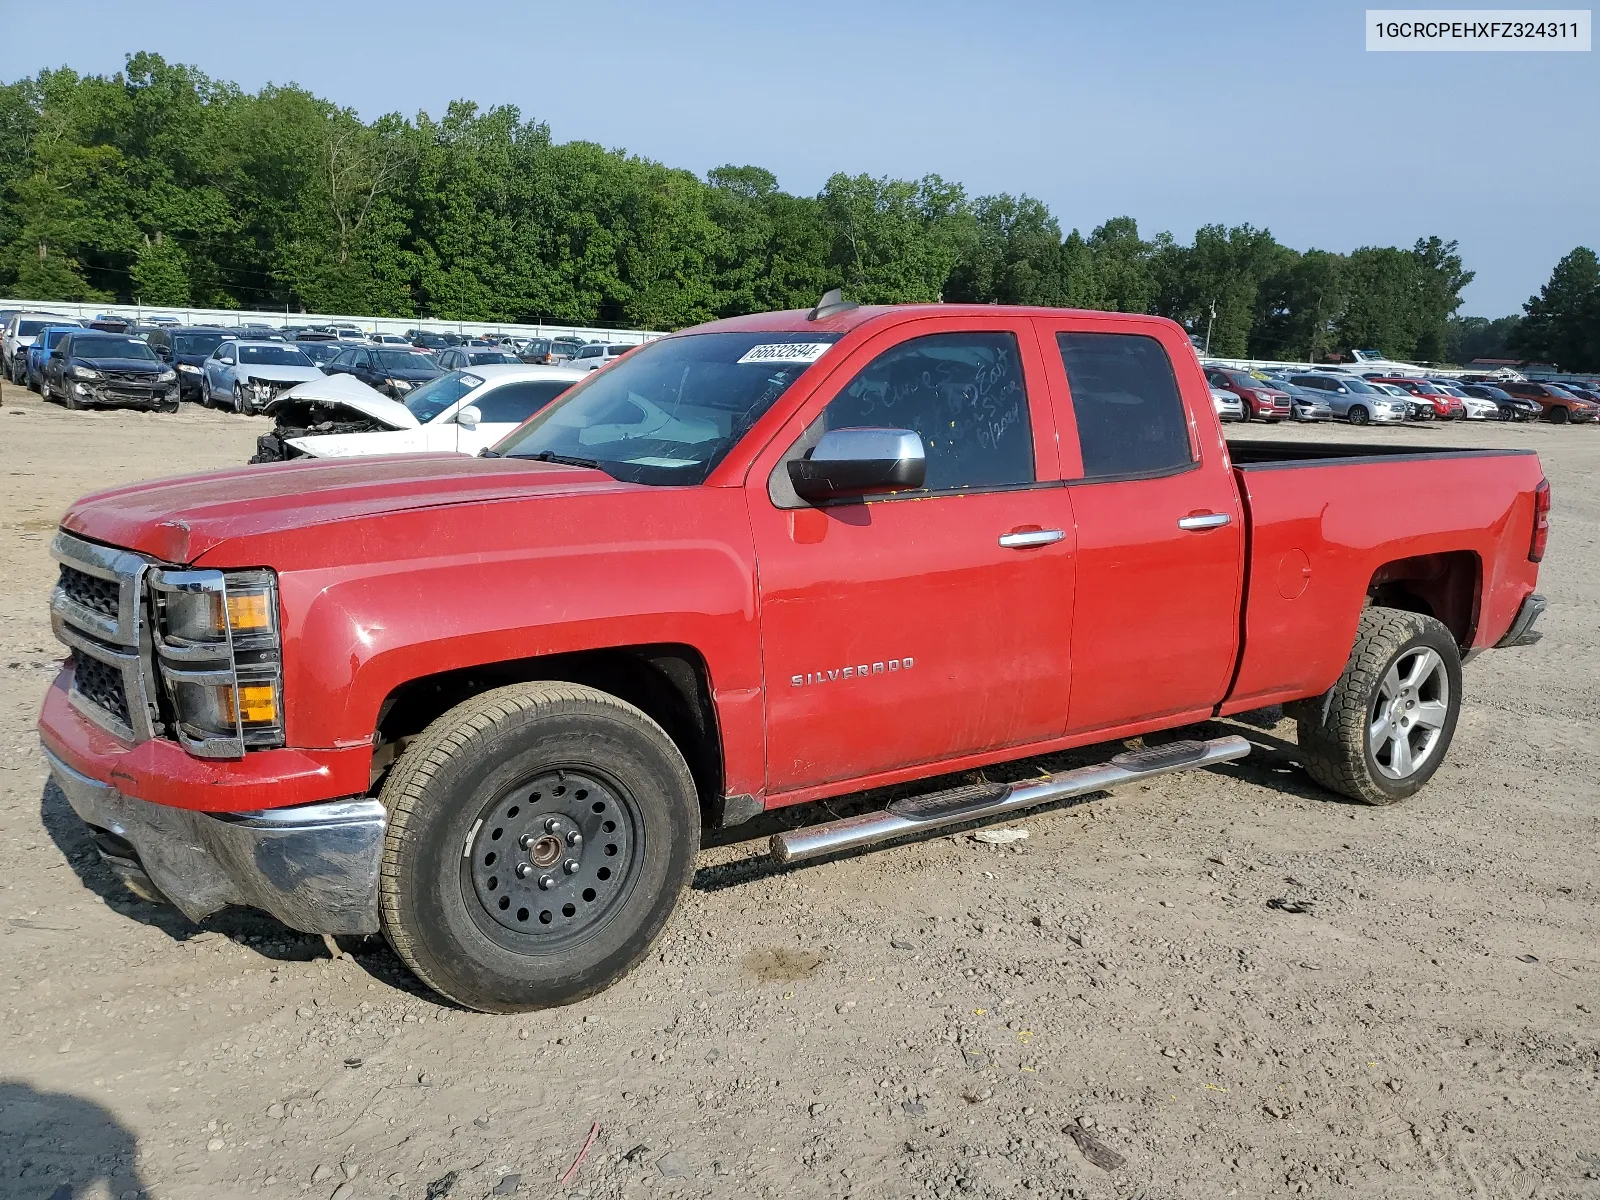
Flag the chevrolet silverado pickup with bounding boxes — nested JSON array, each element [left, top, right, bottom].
[[39, 296, 1551, 1013]]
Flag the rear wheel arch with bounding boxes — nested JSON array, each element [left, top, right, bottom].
[[1366, 551, 1482, 649]]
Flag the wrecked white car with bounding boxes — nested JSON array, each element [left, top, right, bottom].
[[249, 365, 585, 463]]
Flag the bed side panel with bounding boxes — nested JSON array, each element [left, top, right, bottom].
[[1224, 453, 1542, 712]]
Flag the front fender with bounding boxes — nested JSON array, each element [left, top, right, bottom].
[[264, 488, 763, 770]]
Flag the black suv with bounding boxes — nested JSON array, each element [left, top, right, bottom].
[[322, 343, 443, 399], [43, 332, 179, 411], [146, 325, 232, 402]]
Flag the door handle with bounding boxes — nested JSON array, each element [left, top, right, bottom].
[[1177, 512, 1232, 531], [998, 529, 1066, 549]]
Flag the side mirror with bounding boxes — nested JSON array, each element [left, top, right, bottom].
[[787, 428, 926, 504], [1335, 386, 1347, 394], [456, 405, 481, 428], [155, 345, 172, 360]]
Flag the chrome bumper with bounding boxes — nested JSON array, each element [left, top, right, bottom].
[[43, 745, 385, 935]]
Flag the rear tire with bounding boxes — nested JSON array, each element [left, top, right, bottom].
[[1292, 607, 1462, 806], [378, 682, 700, 1013], [1347, 405, 1370, 425]]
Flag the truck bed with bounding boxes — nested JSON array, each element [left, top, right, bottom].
[[1220, 440, 1544, 715]]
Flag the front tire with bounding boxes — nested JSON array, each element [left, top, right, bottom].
[[378, 682, 700, 1013], [1548, 406, 1570, 425], [1347, 405, 1370, 425], [1293, 607, 1462, 806]]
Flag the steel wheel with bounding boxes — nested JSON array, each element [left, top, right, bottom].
[[463, 768, 642, 953], [1367, 646, 1449, 780]]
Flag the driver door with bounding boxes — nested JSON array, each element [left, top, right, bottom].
[[746, 316, 1076, 798]]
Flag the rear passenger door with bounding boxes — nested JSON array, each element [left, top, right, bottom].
[[1033, 318, 1244, 735]]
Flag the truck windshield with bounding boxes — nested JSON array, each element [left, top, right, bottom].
[[492, 332, 843, 484]]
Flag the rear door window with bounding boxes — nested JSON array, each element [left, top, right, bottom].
[[818, 331, 1033, 494], [1056, 333, 1193, 480]]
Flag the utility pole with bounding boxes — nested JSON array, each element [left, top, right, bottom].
[[1203, 299, 1217, 356]]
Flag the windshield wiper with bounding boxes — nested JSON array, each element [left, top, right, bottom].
[[515, 450, 604, 469], [477, 448, 501, 458]]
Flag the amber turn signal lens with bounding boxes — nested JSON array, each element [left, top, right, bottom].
[[235, 684, 279, 725], [226, 591, 272, 632]]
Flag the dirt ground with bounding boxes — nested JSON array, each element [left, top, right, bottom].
[[1, 378, 1596, 1200]]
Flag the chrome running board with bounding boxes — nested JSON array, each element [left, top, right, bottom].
[[769, 735, 1250, 865]]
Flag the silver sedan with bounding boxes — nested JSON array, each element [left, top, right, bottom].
[[201, 340, 325, 413]]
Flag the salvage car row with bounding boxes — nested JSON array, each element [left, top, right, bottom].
[[1203, 363, 1600, 426]]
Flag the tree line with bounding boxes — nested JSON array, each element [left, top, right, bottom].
[[1, 54, 1591, 368]]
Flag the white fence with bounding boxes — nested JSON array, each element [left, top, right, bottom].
[[0, 298, 661, 345]]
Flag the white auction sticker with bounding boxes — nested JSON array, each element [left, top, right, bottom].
[[736, 342, 833, 365], [1367, 9, 1590, 50]]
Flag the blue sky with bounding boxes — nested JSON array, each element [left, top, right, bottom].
[[2, 0, 1594, 316]]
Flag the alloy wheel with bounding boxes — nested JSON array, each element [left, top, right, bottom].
[[1368, 647, 1449, 780]]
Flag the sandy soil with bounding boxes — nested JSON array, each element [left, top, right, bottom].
[[1, 379, 1596, 1200]]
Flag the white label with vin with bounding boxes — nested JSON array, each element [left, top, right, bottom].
[[736, 342, 833, 365]]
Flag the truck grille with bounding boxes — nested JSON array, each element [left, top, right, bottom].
[[50, 532, 158, 744], [58, 563, 119, 621], [71, 653, 133, 729]]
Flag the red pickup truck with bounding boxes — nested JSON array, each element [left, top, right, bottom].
[[40, 297, 1550, 1012]]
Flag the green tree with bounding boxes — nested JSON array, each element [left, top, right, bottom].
[[1251, 249, 1346, 362], [820, 173, 969, 304], [1409, 236, 1473, 361], [131, 232, 189, 304], [1153, 223, 1291, 357], [1085, 217, 1156, 314], [1444, 314, 1521, 365], [944, 193, 1068, 306], [1509, 246, 1600, 371]]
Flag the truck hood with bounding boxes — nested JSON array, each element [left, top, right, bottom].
[[263, 373, 420, 429], [60, 454, 619, 564]]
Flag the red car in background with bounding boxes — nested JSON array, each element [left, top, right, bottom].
[[1204, 367, 1291, 421], [1369, 377, 1466, 420]]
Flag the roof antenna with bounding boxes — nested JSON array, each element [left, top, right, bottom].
[[807, 288, 857, 322]]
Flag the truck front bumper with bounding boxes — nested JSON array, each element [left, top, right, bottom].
[[43, 744, 386, 935]]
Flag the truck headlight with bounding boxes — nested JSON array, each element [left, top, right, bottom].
[[177, 363, 201, 374], [149, 568, 283, 756]]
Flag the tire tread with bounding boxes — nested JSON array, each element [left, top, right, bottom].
[[1295, 606, 1454, 806], [377, 681, 691, 1010]]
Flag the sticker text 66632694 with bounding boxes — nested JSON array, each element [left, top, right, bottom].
[[736, 342, 833, 366]]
